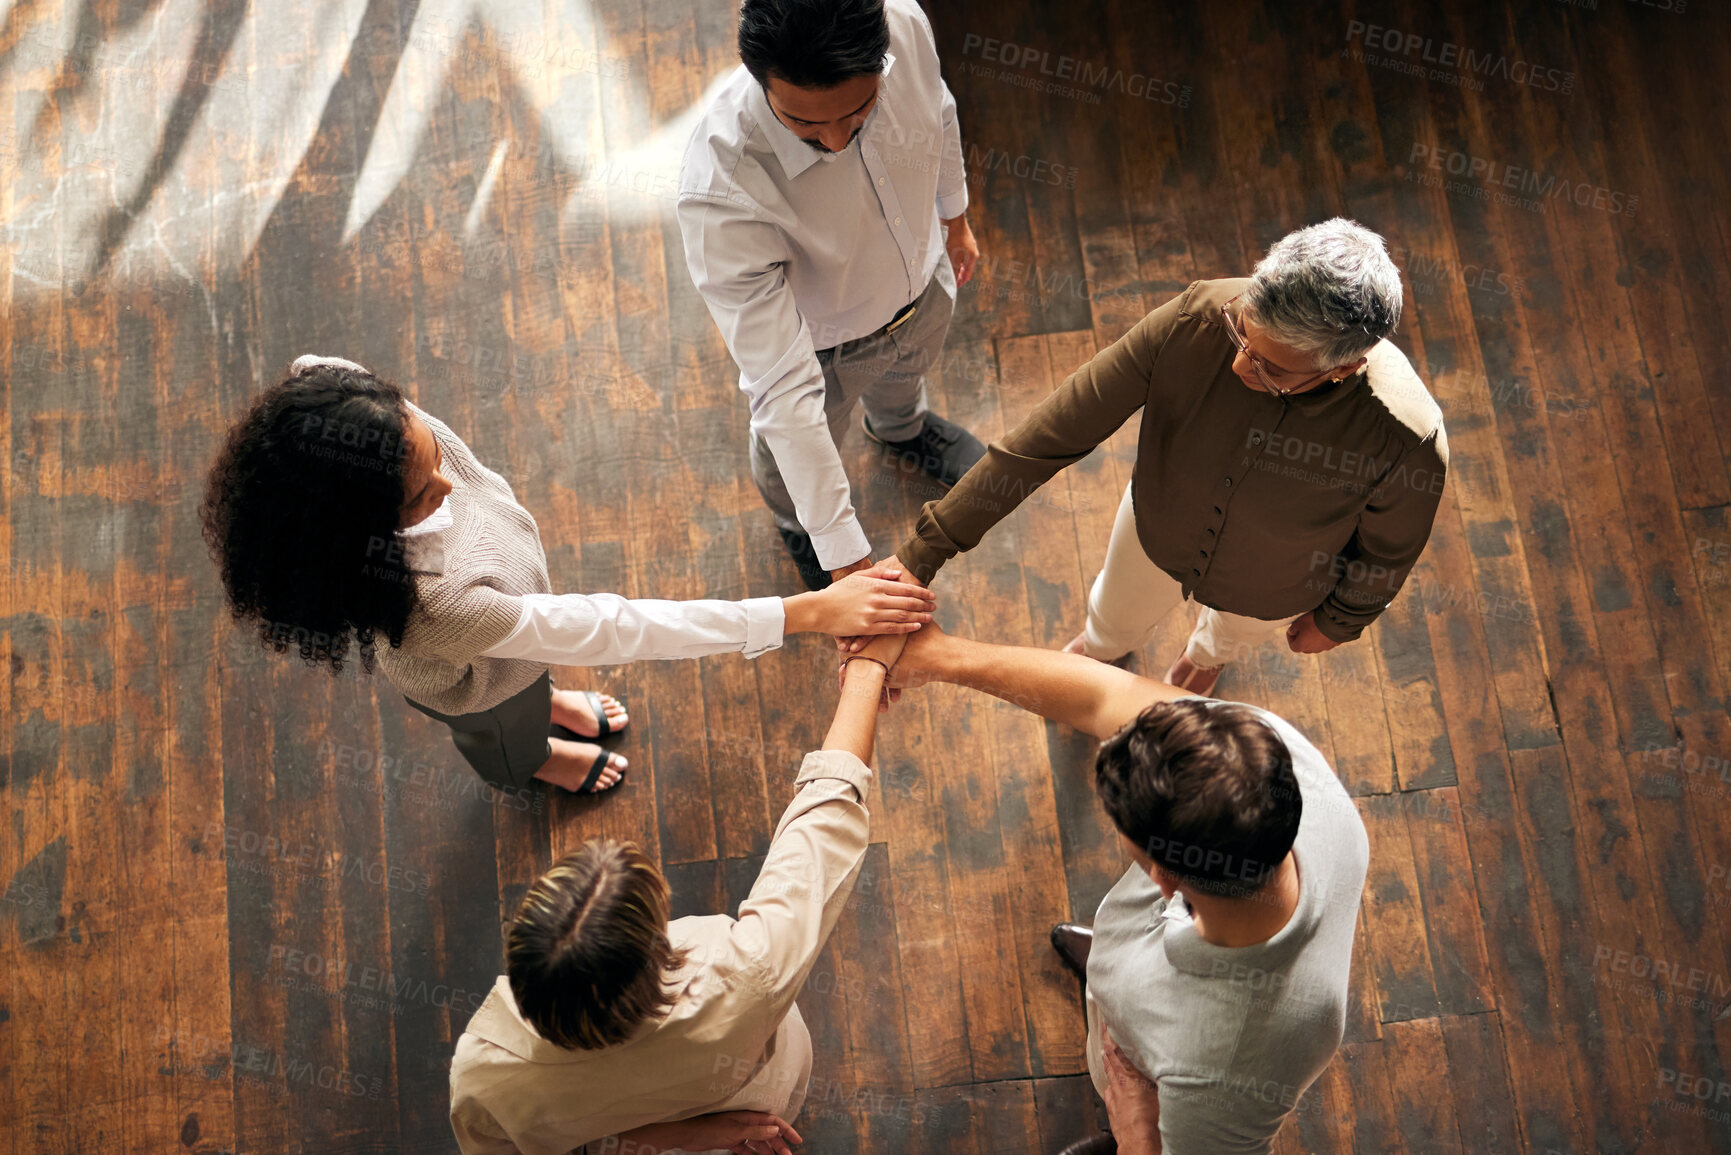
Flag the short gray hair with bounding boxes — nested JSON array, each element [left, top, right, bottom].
[[1242, 218, 1403, 369]]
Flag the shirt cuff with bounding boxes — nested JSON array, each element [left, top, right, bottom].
[[894, 533, 949, 586], [1313, 600, 1369, 644], [936, 188, 970, 221], [794, 749, 874, 801], [810, 521, 873, 573], [742, 597, 786, 659]]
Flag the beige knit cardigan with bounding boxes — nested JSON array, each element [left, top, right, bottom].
[[374, 404, 551, 715]]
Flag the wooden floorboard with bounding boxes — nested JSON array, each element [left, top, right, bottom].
[[5, 0, 1731, 1151]]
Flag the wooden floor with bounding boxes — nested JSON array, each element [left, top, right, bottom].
[[3, 0, 1730, 1150]]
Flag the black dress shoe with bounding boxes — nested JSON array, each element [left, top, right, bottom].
[[865, 413, 986, 488], [777, 527, 832, 591], [1056, 1135, 1116, 1155], [1050, 923, 1094, 978]]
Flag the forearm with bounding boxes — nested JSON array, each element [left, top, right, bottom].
[[1321, 432, 1447, 639], [935, 90, 967, 217], [933, 637, 1192, 738], [824, 654, 890, 763]]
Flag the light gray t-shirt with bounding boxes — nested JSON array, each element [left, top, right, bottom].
[[1086, 705, 1369, 1154]]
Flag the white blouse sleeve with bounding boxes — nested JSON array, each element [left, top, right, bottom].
[[477, 592, 786, 665]]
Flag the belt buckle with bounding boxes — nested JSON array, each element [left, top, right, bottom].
[[884, 301, 918, 334]]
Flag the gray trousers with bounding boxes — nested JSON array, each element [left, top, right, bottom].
[[750, 264, 957, 539], [404, 671, 554, 791]]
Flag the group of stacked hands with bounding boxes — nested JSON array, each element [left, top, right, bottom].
[[200, 0, 1450, 1151]]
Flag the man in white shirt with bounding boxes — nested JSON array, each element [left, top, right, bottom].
[[678, 0, 987, 591]]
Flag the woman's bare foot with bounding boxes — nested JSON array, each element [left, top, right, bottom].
[[533, 738, 629, 794], [550, 689, 629, 738]]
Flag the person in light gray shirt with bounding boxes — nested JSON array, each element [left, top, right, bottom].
[[882, 622, 1369, 1154]]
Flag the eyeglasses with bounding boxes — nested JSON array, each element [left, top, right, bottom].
[[1220, 295, 1333, 398]]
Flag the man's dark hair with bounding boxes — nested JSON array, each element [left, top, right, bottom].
[[507, 841, 690, 1050], [737, 0, 890, 89], [1093, 700, 1302, 899]]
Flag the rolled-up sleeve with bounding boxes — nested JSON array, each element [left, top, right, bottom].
[[677, 190, 872, 571], [478, 592, 786, 664], [730, 750, 874, 1009]]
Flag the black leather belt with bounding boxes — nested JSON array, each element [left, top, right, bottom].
[[817, 291, 923, 354], [882, 298, 919, 335]]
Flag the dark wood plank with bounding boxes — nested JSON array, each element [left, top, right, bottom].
[[1382, 1017, 1466, 1154], [1439, 1012, 1522, 1155], [833, 843, 916, 1135], [1404, 788, 1496, 1016], [1337, 1039, 1404, 1155], [1033, 1074, 1101, 1152], [910, 1078, 1042, 1155], [1358, 794, 1442, 1023]]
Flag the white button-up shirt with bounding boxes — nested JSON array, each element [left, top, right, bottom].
[[677, 0, 968, 571]]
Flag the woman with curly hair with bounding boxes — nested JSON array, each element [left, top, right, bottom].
[[202, 355, 934, 795]]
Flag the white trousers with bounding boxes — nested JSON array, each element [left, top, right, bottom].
[[1082, 484, 1299, 667]]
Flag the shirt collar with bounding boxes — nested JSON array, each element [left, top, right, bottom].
[[470, 976, 589, 1063], [1160, 850, 1316, 978], [750, 53, 895, 181], [1289, 364, 1368, 417]]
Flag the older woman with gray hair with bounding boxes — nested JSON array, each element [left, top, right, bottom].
[[886, 218, 1447, 696]]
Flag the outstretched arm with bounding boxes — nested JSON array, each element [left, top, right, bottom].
[[887, 623, 1195, 739], [724, 633, 902, 1009], [477, 565, 933, 666], [892, 294, 1188, 585], [823, 633, 903, 763]]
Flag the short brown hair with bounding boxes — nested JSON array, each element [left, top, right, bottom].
[[1093, 700, 1301, 898], [506, 841, 689, 1050]]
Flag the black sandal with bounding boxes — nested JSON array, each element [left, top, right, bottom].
[[574, 748, 624, 795], [584, 690, 615, 738]]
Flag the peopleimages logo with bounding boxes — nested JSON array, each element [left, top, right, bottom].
[[1344, 21, 1575, 94], [958, 34, 1192, 108], [1407, 144, 1639, 217]]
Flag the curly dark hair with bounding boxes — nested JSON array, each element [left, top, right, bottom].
[[201, 361, 419, 673], [1094, 700, 1302, 899]]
